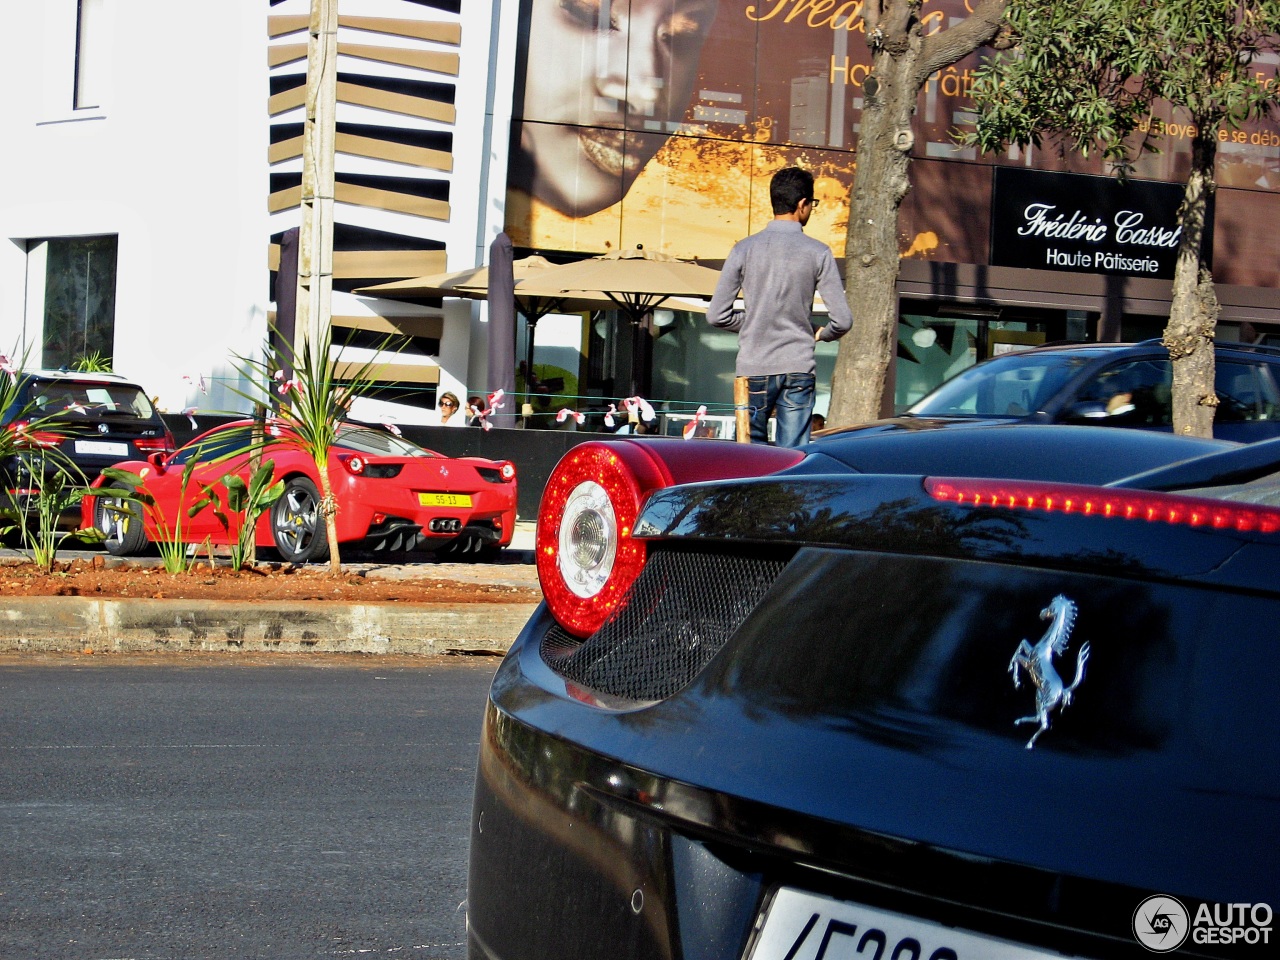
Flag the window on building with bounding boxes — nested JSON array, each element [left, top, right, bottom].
[[74, 0, 106, 110], [40, 235, 118, 369]]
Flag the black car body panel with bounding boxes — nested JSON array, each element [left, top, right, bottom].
[[469, 432, 1277, 960], [748, 422, 1233, 485], [3, 371, 172, 485]]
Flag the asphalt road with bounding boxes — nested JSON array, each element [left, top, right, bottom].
[[0, 654, 500, 960]]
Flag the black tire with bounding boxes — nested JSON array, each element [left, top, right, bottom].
[[95, 496, 148, 556], [271, 476, 330, 564]]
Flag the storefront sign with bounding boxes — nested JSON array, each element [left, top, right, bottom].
[[991, 168, 1211, 280]]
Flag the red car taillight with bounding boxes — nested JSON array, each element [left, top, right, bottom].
[[342, 455, 367, 475], [536, 443, 667, 638], [537, 439, 807, 638], [9, 421, 61, 449], [927, 477, 1280, 534], [134, 429, 176, 453], [499, 461, 516, 482]]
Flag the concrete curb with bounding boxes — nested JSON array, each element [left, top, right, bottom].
[[0, 598, 539, 657]]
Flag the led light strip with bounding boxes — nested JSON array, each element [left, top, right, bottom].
[[926, 477, 1280, 534]]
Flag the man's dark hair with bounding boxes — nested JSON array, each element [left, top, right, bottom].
[[770, 167, 814, 215]]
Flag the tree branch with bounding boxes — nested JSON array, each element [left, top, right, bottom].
[[916, 0, 1009, 83]]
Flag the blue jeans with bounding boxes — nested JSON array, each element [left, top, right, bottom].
[[747, 373, 815, 447]]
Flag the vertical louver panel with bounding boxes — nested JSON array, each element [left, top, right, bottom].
[[266, 0, 460, 294]]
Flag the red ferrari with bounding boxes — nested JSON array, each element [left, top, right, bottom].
[[81, 420, 517, 562]]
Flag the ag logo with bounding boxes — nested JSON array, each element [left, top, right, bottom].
[[1133, 895, 1190, 952]]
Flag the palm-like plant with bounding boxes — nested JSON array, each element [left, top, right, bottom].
[[233, 326, 400, 575], [0, 350, 98, 569]]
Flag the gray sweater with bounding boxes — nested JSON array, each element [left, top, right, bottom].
[[706, 220, 853, 377]]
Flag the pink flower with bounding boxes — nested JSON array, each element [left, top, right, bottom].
[[277, 376, 303, 396]]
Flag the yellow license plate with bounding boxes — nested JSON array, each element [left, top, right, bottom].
[[418, 492, 472, 508]]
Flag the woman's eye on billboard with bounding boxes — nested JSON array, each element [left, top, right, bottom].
[[513, 0, 721, 218]]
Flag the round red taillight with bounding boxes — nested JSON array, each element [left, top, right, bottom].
[[500, 461, 516, 481], [343, 455, 366, 475], [536, 442, 667, 638]]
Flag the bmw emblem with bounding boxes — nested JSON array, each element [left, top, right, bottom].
[[97, 423, 110, 434]]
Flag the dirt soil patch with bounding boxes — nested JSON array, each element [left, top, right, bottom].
[[0, 557, 542, 605]]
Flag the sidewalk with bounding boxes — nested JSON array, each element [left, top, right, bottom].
[[0, 522, 542, 659]]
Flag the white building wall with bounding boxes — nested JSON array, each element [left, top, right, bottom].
[[0, 1, 271, 414], [1, 0, 519, 422]]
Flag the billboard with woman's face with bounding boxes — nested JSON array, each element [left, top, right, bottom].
[[506, 0, 1280, 270]]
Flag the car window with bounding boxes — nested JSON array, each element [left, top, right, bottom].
[[335, 425, 435, 458], [31, 381, 156, 418], [169, 431, 252, 466], [1072, 359, 1172, 426], [1215, 360, 1280, 423], [909, 353, 1090, 416]]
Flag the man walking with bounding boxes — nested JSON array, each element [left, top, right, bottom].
[[706, 167, 853, 447]]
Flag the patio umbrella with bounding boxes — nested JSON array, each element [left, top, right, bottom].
[[513, 246, 722, 397], [513, 245, 722, 327], [485, 233, 517, 429], [357, 255, 566, 300], [360, 258, 617, 404]]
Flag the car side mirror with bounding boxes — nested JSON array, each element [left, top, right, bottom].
[[147, 451, 168, 473], [1061, 401, 1111, 423]]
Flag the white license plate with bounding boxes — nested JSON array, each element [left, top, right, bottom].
[[74, 440, 129, 457], [746, 888, 1065, 960]]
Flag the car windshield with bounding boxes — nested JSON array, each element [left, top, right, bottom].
[[31, 381, 156, 418], [335, 424, 436, 458], [910, 353, 1091, 417]]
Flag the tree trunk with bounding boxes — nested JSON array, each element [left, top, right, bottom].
[[828, 47, 922, 426], [1162, 131, 1220, 439], [827, 0, 1008, 428], [317, 458, 342, 575]]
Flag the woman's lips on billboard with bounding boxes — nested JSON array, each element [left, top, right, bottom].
[[578, 127, 643, 178]]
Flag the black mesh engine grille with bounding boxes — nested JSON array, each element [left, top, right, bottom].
[[540, 546, 790, 703]]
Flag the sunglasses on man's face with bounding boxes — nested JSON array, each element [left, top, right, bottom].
[[807, 198, 820, 208], [441, 400, 457, 408]]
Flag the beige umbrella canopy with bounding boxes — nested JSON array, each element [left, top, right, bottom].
[[358, 255, 616, 315], [358, 255, 619, 397], [514, 245, 722, 326], [359, 255, 557, 300]]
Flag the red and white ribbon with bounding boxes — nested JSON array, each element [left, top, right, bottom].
[[623, 396, 656, 422], [556, 408, 585, 425], [682, 404, 708, 440]]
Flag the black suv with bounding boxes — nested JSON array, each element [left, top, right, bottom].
[[3, 370, 175, 489], [906, 340, 1280, 443]]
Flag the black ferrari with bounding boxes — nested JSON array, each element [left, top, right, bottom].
[[467, 425, 1277, 960]]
